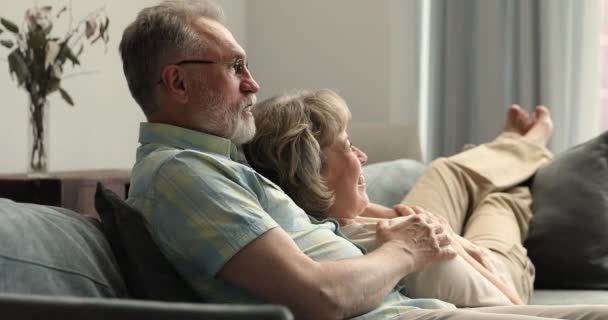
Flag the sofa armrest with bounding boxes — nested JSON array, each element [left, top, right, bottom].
[[0, 293, 293, 320]]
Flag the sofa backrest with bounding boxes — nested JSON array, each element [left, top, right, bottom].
[[0, 198, 127, 297]]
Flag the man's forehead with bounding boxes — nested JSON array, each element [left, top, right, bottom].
[[190, 17, 246, 58]]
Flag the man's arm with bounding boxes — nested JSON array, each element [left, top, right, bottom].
[[221, 214, 455, 320]]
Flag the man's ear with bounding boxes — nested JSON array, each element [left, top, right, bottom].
[[160, 65, 189, 104]]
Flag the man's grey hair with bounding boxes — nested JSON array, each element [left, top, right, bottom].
[[119, 0, 224, 117]]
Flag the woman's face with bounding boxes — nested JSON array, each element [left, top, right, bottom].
[[323, 130, 369, 218]]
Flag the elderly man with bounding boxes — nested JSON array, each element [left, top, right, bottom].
[[119, 1, 608, 319]]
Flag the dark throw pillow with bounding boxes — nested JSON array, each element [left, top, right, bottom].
[[94, 182, 201, 301], [525, 131, 608, 289]]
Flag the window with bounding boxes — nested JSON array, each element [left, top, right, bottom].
[[600, 0, 608, 129]]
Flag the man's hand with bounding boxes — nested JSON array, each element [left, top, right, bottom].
[[375, 212, 457, 273], [394, 205, 486, 264]]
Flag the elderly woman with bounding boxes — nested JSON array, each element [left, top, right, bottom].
[[243, 89, 553, 308]]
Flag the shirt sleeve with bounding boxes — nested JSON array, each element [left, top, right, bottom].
[[147, 152, 279, 278]]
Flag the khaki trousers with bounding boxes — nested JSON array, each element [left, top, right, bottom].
[[401, 134, 553, 303], [403, 304, 608, 320]]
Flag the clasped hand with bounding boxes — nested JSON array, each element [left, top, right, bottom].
[[375, 205, 457, 272]]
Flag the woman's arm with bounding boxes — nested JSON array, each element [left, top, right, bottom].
[[360, 203, 404, 219], [451, 236, 524, 305]]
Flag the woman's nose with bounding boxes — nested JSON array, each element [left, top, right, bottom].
[[353, 146, 368, 165]]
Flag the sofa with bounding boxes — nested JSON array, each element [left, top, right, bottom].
[[1, 122, 607, 319], [348, 122, 608, 305], [0, 196, 293, 320]]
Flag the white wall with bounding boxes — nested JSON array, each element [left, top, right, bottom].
[[246, 0, 421, 124], [0, 0, 420, 173], [0, 0, 247, 174]]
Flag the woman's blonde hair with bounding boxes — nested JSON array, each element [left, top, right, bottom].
[[243, 89, 351, 217]]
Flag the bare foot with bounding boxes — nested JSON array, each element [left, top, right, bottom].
[[523, 105, 553, 147], [504, 104, 533, 135]]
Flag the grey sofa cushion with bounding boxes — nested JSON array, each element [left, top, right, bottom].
[[0, 198, 127, 297], [94, 183, 201, 302], [362, 159, 427, 207], [525, 131, 608, 289]]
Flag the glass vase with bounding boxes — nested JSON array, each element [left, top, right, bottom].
[[28, 97, 49, 176]]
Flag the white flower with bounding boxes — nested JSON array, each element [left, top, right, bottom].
[[24, 6, 51, 31]]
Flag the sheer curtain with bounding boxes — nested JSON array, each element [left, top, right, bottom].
[[422, 0, 602, 160]]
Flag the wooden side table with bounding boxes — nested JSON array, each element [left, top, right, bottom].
[[0, 169, 130, 217]]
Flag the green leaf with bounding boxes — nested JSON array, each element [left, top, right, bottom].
[[101, 17, 110, 33], [8, 49, 30, 86], [59, 87, 74, 106], [27, 29, 47, 50], [47, 76, 60, 94], [0, 18, 19, 34], [0, 39, 13, 49], [62, 46, 80, 66], [43, 24, 53, 36]]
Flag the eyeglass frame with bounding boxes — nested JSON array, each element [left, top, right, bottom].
[[156, 58, 249, 84]]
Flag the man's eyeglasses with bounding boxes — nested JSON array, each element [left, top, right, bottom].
[[157, 58, 249, 84]]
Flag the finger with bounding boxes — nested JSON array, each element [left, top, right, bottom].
[[436, 233, 452, 247], [418, 211, 435, 224], [433, 224, 445, 235], [375, 219, 390, 232], [439, 246, 458, 260], [393, 204, 415, 216], [411, 206, 426, 214]]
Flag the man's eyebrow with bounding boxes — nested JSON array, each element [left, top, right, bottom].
[[230, 50, 246, 59]]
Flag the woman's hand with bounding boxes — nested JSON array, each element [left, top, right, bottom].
[[375, 212, 457, 273], [392, 204, 420, 216], [396, 206, 522, 304], [454, 235, 488, 269]]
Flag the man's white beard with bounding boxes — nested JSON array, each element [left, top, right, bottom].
[[229, 115, 256, 145], [200, 89, 256, 145]]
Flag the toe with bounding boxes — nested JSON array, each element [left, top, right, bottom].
[[534, 105, 551, 119]]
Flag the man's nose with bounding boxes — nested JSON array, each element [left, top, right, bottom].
[[240, 68, 260, 93]]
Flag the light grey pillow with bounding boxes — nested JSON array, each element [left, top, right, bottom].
[[0, 198, 127, 297], [362, 159, 427, 207]]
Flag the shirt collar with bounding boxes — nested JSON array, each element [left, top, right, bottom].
[[138, 122, 246, 162]]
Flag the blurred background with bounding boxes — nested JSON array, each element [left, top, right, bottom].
[[0, 0, 604, 173]]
